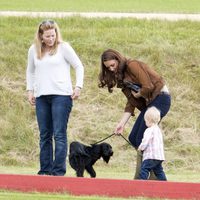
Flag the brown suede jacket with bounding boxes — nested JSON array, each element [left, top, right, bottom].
[[122, 59, 165, 116]]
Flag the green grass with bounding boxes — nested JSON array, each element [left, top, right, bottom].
[[0, 0, 200, 13], [1, 17, 200, 175], [0, 15, 200, 195], [0, 191, 164, 200], [0, 3, 200, 200]]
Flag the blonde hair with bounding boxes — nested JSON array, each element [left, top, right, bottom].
[[34, 20, 62, 59], [144, 106, 161, 125]]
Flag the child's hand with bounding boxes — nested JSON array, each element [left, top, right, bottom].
[[137, 149, 143, 156]]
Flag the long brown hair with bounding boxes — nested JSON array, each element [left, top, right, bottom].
[[98, 49, 127, 93], [34, 20, 62, 59]]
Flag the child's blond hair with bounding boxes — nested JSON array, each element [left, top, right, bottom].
[[144, 106, 161, 125]]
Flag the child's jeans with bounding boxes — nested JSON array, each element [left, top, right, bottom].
[[139, 159, 167, 181]]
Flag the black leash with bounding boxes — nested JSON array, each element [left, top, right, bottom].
[[119, 134, 135, 148], [91, 133, 115, 145], [91, 133, 135, 148]]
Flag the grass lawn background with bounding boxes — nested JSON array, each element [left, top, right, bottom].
[[0, 1, 200, 199]]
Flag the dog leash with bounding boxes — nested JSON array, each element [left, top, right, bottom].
[[91, 133, 135, 148], [119, 134, 136, 148], [91, 133, 115, 145]]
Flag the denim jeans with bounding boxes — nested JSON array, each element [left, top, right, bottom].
[[139, 159, 167, 181], [129, 93, 171, 148], [36, 95, 72, 176]]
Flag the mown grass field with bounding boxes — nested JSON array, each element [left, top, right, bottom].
[[0, 16, 200, 179], [0, 0, 200, 13], [0, 190, 162, 200], [0, 1, 200, 199]]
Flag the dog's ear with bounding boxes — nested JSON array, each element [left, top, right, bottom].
[[101, 143, 113, 163], [102, 155, 111, 163]]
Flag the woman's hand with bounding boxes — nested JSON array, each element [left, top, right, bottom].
[[71, 87, 81, 100], [114, 112, 131, 135], [114, 123, 124, 135], [27, 91, 35, 106]]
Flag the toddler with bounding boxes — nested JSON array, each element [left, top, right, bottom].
[[138, 106, 167, 181]]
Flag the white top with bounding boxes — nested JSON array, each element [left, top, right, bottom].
[[138, 124, 165, 161], [26, 42, 84, 97]]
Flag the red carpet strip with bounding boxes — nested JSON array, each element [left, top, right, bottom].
[[0, 174, 200, 199]]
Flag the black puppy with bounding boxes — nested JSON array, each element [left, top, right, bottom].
[[69, 141, 113, 177]]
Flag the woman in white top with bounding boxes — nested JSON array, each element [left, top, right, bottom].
[[26, 20, 84, 176], [138, 106, 167, 180]]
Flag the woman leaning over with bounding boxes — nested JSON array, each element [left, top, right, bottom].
[[26, 20, 84, 176], [98, 49, 171, 179]]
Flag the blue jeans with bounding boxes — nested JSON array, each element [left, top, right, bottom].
[[139, 159, 167, 180], [36, 95, 72, 176], [129, 93, 171, 148]]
